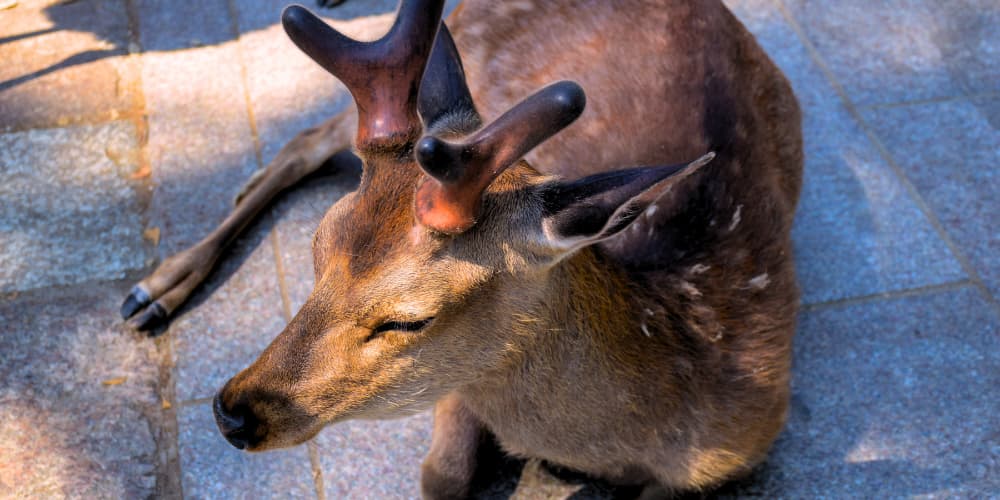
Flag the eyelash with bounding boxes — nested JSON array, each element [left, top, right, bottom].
[[368, 318, 435, 340]]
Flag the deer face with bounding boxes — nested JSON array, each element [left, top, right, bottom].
[[213, 0, 711, 451], [215, 164, 537, 450]]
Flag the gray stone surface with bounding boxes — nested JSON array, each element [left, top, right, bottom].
[[315, 412, 432, 498], [781, 0, 987, 106], [177, 402, 316, 498], [0, 0, 136, 131], [136, 0, 234, 52], [171, 229, 287, 402], [0, 284, 160, 497], [233, 0, 401, 35], [232, 0, 461, 34], [731, 0, 967, 304], [791, 118, 968, 304], [862, 98, 1000, 299], [234, 9, 351, 166], [0, 121, 147, 293], [734, 286, 1000, 498], [950, 0, 1000, 96], [141, 41, 260, 255]]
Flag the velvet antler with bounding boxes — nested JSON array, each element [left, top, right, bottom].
[[281, 0, 445, 153], [414, 81, 586, 234]]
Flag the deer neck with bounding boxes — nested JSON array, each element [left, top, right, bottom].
[[463, 245, 672, 405]]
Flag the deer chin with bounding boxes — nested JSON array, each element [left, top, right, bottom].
[[242, 421, 324, 453]]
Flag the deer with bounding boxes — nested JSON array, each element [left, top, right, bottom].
[[120, 0, 803, 496]]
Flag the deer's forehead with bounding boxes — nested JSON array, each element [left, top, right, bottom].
[[316, 240, 492, 317], [313, 164, 531, 293], [316, 168, 424, 273]]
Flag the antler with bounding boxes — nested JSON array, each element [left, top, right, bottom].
[[414, 81, 586, 234], [281, 0, 445, 152]]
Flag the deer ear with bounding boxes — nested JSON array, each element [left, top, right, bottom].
[[418, 24, 478, 130], [540, 153, 715, 251]]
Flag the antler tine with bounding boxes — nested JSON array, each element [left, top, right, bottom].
[[414, 81, 587, 234], [282, 0, 446, 152]]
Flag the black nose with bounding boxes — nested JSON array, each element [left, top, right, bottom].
[[213, 393, 256, 450]]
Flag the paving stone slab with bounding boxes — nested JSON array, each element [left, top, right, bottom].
[[790, 120, 967, 304], [136, 0, 235, 52], [0, 0, 136, 131], [727, 0, 966, 304], [725, 286, 1000, 498], [862, 98, 1000, 299], [232, 0, 462, 35], [233, 0, 400, 36], [177, 402, 316, 498], [315, 412, 432, 498], [170, 227, 287, 402], [781, 0, 987, 106], [141, 42, 260, 255], [0, 284, 160, 498], [235, 14, 352, 166], [949, 0, 1000, 96], [0, 121, 147, 293]]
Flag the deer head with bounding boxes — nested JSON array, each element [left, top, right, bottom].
[[213, 0, 711, 451]]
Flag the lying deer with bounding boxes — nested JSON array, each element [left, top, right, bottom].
[[121, 0, 803, 496]]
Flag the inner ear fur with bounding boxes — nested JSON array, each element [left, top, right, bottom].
[[540, 153, 716, 250]]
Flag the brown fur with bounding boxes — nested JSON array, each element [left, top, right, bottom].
[[155, 0, 803, 496]]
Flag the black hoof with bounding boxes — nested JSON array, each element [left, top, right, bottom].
[[120, 286, 152, 319], [126, 302, 167, 332]]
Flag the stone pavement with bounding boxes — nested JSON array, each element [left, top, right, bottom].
[[0, 0, 996, 498]]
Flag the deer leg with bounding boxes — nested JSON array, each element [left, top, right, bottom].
[[421, 393, 485, 500], [121, 107, 358, 331]]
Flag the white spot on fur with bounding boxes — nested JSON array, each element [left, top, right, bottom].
[[679, 281, 702, 298], [510, 0, 535, 11], [728, 205, 743, 231], [641, 322, 652, 337], [465, 23, 486, 37], [710, 330, 724, 342], [645, 204, 658, 217], [645, 308, 655, 316], [748, 273, 770, 289], [688, 264, 710, 275]]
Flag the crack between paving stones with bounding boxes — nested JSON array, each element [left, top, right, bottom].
[[858, 90, 1000, 111], [120, 0, 182, 496], [271, 232, 294, 323], [174, 396, 214, 408], [0, 110, 148, 135], [800, 279, 977, 311]]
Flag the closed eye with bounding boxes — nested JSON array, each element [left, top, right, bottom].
[[368, 317, 435, 341]]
